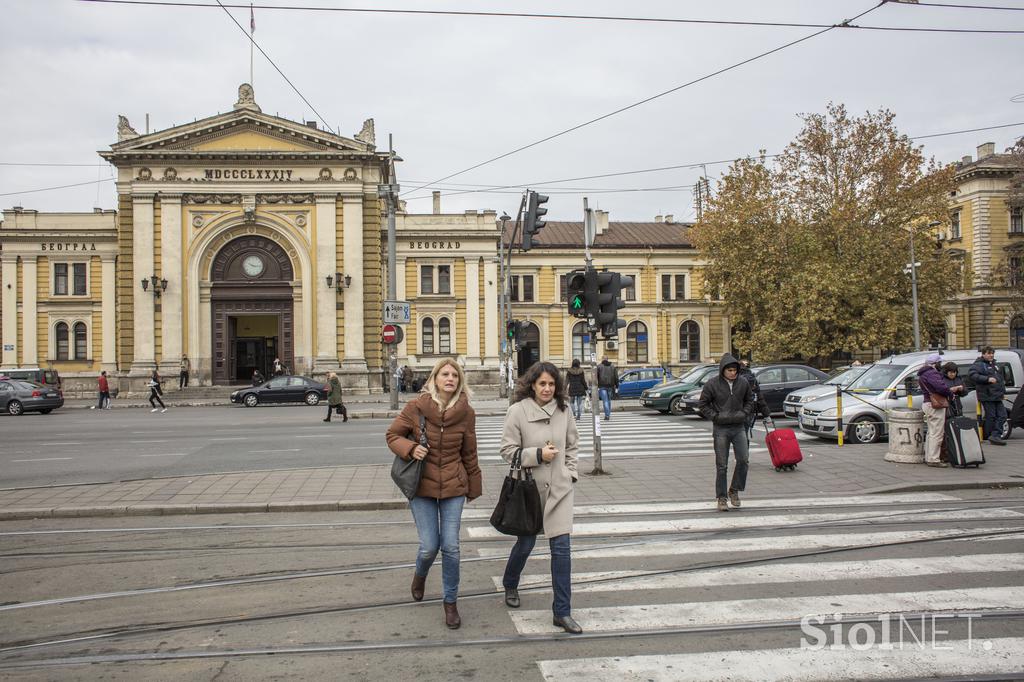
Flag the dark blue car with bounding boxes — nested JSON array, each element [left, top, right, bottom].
[[616, 367, 674, 398]]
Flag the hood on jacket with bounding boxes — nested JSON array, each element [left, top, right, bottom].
[[718, 353, 741, 378]]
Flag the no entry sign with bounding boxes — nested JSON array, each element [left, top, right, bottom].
[[382, 324, 404, 345]]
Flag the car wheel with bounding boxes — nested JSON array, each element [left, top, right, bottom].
[[1001, 421, 1013, 441], [7, 400, 24, 416], [39, 409, 53, 414], [669, 396, 687, 415], [848, 415, 879, 444], [305, 392, 321, 406], [243, 394, 259, 408]]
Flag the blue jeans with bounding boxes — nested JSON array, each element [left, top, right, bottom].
[[409, 495, 465, 603], [982, 401, 1008, 440], [503, 533, 572, 617], [598, 388, 612, 418], [570, 395, 584, 420], [713, 424, 749, 500]]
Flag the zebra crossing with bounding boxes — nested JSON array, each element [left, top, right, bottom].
[[474, 412, 776, 462], [467, 492, 1024, 681]]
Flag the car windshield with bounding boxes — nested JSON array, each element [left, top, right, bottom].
[[846, 364, 906, 392], [674, 366, 708, 383], [825, 367, 867, 386]]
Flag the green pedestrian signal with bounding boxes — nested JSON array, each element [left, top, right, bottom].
[[571, 294, 584, 311], [566, 269, 588, 318]]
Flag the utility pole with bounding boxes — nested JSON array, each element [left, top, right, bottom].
[[583, 198, 607, 476], [908, 224, 921, 352], [380, 134, 400, 410], [501, 196, 527, 405], [497, 213, 511, 398]]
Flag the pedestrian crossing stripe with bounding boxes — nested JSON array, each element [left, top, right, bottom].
[[537, 638, 1024, 682]]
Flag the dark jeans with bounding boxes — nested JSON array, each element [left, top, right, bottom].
[[982, 400, 1008, 440], [97, 391, 109, 409], [502, 533, 572, 617], [179, 370, 189, 389], [570, 395, 584, 420], [148, 388, 165, 409], [713, 423, 749, 500]]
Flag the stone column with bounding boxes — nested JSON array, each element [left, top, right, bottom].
[[314, 193, 340, 373], [483, 258, 499, 363], [21, 257, 37, 365], [341, 195, 366, 371], [198, 283, 212, 384], [159, 194, 183, 377], [130, 194, 156, 375], [101, 255, 117, 372], [1, 255, 18, 366], [465, 257, 481, 363]]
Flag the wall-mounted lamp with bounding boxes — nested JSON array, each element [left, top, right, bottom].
[[326, 272, 352, 289], [141, 275, 168, 298]]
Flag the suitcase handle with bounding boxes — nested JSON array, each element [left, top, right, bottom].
[[762, 417, 775, 433]]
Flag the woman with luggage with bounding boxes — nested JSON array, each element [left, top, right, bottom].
[[385, 358, 481, 629], [499, 361, 582, 634], [940, 362, 969, 464], [918, 354, 958, 468]]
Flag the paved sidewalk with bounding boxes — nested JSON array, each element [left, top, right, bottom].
[[2, 433, 1022, 520]]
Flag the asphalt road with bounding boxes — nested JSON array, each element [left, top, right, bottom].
[[2, 489, 1022, 680]]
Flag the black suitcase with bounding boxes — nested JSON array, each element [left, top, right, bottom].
[[945, 416, 985, 468]]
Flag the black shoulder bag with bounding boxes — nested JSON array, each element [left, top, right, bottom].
[[391, 413, 427, 500], [489, 447, 544, 536]]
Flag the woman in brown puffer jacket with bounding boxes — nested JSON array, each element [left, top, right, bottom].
[[385, 358, 481, 630]]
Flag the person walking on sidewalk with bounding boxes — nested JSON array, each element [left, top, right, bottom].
[[596, 356, 618, 421], [918, 354, 959, 468], [92, 371, 110, 410], [385, 358, 482, 630], [565, 359, 589, 421], [148, 369, 166, 412], [252, 368, 264, 386], [698, 353, 754, 512], [323, 371, 347, 422], [969, 346, 1007, 446], [500, 360, 581, 634], [178, 355, 191, 389]]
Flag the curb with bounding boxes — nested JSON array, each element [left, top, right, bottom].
[[861, 479, 1024, 495]]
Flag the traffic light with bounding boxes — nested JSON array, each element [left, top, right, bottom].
[[595, 272, 634, 338], [522, 191, 549, 251], [506, 319, 522, 345], [566, 269, 588, 317]]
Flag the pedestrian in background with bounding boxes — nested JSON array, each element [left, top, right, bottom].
[[148, 369, 166, 413], [324, 371, 347, 422], [969, 346, 1007, 445], [565, 359, 589, 421], [402, 365, 414, 393], [698, 353, 754, 512], [499, 361, 581, 634], [179, 354, 191, 389], [941, 362, 969, 463], [918, 354, 957, 468], [273, 357, 284, 376], [91, 371, 110, 410], [738, 359, 768, 440], [252, 368, 264, 386], [596, 356, 618, 421], [385, 358, 481, 629]]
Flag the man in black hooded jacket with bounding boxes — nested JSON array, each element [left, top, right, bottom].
[[698, 353, 755, 512]]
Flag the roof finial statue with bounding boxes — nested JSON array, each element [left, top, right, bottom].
[[234, 83, 261, 112], [354, 118, 375, 147], [117, 115, 139, 142]]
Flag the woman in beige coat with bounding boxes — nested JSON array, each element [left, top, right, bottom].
[[499, 360, 581, 633]]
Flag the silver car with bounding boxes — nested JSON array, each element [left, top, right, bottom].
[[783, 366, 867, 418]]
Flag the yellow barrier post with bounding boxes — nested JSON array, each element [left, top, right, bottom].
[[906, 378, 914, 409], [836, 385, 844, 447], [977, 399, 984, 441]]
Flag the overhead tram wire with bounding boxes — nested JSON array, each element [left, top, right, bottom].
[[908, 1, 1024, 10], [0, 178, 114, 199]]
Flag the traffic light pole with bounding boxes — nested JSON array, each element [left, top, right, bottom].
[[381, 135, 400, 411], [503, 194, 527, 405], [582, 199, 608, 476]]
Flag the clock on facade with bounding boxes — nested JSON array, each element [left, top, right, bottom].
[[242, 255, 264, 277]]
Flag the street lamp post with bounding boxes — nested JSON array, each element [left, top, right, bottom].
[[909, 225, 921, 352], [497, 213, 511, 398]]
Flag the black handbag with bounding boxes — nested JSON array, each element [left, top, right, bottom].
[[391, 413, 427, 500], [490, 447, 544, 537]]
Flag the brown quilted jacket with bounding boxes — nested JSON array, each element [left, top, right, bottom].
[[385, 393, 482, 500]]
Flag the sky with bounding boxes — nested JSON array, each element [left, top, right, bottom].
[[1, 0, 1022, 222]]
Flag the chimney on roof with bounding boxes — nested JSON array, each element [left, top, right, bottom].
[[977, 142, 995, 159], [432, 191, 441, 215], [664, 214, 674, 224], [654, 215, 663, 223], [595, 209, 609, 235], [306, 121, 318, 129], [962, 155, 973, 164]]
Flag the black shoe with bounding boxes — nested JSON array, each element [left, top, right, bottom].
[[322, 418, 330, 422], [989, 438, 1007, 446], [504, 588, 520, 608], [552, 615, 583, 634]]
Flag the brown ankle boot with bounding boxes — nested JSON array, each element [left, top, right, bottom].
[[443, 601, 461, 629], [411, 573, 425, 602]]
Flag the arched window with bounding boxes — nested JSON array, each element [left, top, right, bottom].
[[679, 320, 700, 362], [438, 317, 451, 354], [1011, 315, 1024, 350], [73, 322, 88, 360], [626, 321, 648, 364], [571, 322, 589, 364], [55, 322, 69, 360], [421, 318, 434, 355]]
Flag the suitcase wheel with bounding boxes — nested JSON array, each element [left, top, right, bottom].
[[774, 466, 782, 472]]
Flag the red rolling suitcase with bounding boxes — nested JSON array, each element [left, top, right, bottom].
[[764, 418, 802, 471]]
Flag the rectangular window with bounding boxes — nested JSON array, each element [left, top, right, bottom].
[[510, 275, 520, 302], [661, 274, 672, 302], [559, 274, 567, 303], [420, 265, 433, 294], [674, 274, 686, 301], [73, 263, 87, 296], [1012, 208, 1023, 234], [1010, 257, 1022, 287], [950, 211, 961, 239], [510, 275, 534, 302], [439, 319, 451, 354], [54, 263, 68, 295], [522, 275, 534, 302], [437, 265, 451, 294], [624, 275, 636, 302]]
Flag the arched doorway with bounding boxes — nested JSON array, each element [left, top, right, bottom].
[[516, 322, 541, 376], [1011, 315, 1024, 349], [210, 235, 296, 384]]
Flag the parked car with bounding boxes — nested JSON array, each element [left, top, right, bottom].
[[797, 349, 1024, 444], [615, 367, 674, 399], [0, 367, 62, 391], [640, 364, 717, 414], [681, 363, 830, 416], [0, 379, 64, 415], [783, 365, 868, 418], [230, 375, 330, 407]]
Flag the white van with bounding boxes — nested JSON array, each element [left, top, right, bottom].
[[797, 349, 1024, 444]]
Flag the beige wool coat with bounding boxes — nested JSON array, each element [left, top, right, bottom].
[[499, 398, 579, 538]]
